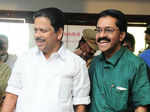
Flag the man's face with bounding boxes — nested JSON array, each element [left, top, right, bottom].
[[80, 42, 95, 60], [0, 38, 8, 55], [145, 33, 150, 46], [96, 16, 125, 57], [34, 17, 62, 55]]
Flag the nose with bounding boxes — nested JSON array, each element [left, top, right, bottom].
[[34, 29, 41, 38], [96, 31, 106, 41], [96, 29, 107, 38]]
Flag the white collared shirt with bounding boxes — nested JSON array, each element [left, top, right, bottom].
[[6, 45, 90, 112]]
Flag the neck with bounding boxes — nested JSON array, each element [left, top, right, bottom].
[[104, 45, 121, 59], [44, 42, 62, 59]]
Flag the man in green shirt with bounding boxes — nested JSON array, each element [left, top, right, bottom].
[[89, 9, 150, 112]]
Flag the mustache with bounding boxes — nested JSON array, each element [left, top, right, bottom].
[[35, 37, 45, 42], [97, 37, 111, 43]]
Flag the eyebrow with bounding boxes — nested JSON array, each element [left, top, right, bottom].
[[34, 27, 50, 31], [96, 26, 116, 29], [106, 26, 114, 28]]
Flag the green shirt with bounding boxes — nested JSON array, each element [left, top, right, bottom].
[[89, 47, 150, 112]]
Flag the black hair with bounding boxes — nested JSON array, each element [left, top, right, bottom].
[[124, 32, 135, 50], [33, 7, 65, 32], [97, 9, 127, 32], [145, 24, 150, 34]]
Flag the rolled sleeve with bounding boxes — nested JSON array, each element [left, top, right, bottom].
[[132, 62, 150, 107], [72, 60, 90, 105], [6, 86, 21, 96], [73, 96, 90, 105]]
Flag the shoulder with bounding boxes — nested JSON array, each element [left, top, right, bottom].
[[89, 55, 101, 71], [90, 55, 101, 65], [139, 49, 150, 57], [61, 48, 87, 75], [0, 62, 11, 73], [8, 54, 17, 60], [123, 50, 147, 68], [19, 47, 37, 58], [141, 49, 150, 53], [63, 48, 86, 64], [14, 47, 37, 65], [0, 63, 11, 85], [139, 49, 150, 67], [0, 62, 11, 69]]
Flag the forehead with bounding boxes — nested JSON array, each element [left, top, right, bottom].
[[97, 16, 118, 27], [34, 17, 52, 28]]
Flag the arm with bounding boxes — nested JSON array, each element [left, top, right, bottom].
[[73, 60, 90, 111], [135, 106, 147, 112], [132, 63, 150, 112], [1, 92, 18, 112]]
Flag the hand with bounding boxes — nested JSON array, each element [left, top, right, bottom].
[[135, 106, 147, 112]]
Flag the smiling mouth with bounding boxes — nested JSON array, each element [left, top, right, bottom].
[[99, 40, 109, 43], [35, 38, 46, 47], [97, 40, 110, 48], [97, 37, 111, 43], [36, 41, 45, 46], [98, 40, 110, 45]]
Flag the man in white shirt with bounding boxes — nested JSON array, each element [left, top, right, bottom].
[[1, 7, 90, 112]]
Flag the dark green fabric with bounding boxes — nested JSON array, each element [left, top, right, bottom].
[[89, 47, 150, 112]]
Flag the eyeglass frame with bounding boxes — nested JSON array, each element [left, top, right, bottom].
[[94, 26, 120, 35]]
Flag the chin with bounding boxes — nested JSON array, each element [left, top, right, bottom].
[[38, 47, 45, 52], [99, 47, 109, 53]]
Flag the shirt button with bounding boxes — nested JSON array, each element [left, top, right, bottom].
[[111, 84, 115, 88]]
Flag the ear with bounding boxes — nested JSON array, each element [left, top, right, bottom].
[[120, 32, 126, 42], [57, 28, 64, 40]]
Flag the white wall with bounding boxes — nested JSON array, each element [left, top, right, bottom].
[[84, 0, 150, 14], [0, 0, 150, 14]]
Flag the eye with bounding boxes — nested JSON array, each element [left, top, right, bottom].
[[95, 28, 102, 33], [105, 28, 114, 33], [34, 27, 50, 33], [40, 29, 49, 33], [34, 28, 37, 33]]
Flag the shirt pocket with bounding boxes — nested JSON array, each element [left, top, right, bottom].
[[111, 85, 129, 111]]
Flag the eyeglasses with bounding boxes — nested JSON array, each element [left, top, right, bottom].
[[95, 27, 119, 35]]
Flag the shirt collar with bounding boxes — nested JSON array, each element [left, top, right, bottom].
[[100, 46, 125, 66], [56, 44, 66, 60], [34, 43, 66, 61]]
